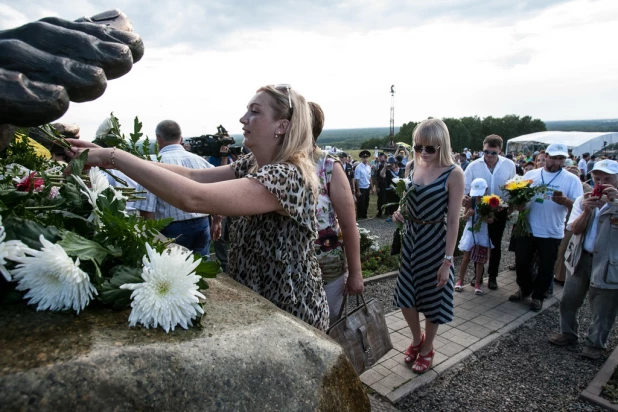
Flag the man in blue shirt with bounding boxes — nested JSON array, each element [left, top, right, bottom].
[[135, 120, 220, 257]]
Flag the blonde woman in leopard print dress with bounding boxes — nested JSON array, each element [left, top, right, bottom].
[[67, 85, 330, 331]]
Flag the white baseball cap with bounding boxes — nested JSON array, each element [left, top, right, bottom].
[[591, 159, 618, 175], [470, 178, 488, 196], [546, 143, 569, 157]]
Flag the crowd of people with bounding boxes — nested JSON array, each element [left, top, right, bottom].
[[65, 85, 617, 375]]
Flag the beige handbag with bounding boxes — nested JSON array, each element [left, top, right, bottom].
[[327, 294, 393, 375]]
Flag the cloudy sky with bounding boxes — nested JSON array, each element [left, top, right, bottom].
[[2, 0, 617, 140]]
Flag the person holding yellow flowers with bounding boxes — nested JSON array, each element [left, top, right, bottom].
[[456, 178, 501, 294]]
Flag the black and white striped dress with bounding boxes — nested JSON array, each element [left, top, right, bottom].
[[394, 165, 455, 324]]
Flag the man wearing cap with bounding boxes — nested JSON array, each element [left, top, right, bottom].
[[338, 152, 355, 193], [579, 153, 590, 181], [548, 160, 618, 359], [510, 143, 584, 311], [464, 135, 516, 290], [354, 150, 373, 219]]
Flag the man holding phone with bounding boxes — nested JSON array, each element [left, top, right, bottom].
[[509, 143, 583, 312]]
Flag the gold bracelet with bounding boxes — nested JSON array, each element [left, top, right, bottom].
[[110, 147, 116, 166]]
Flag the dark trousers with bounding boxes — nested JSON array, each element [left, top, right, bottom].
[[214, 217, 229, 272], [357, 188, 370, 219], [384, 189, 399, 216], [515, 235, 561, 300], [161, 216, 211, 258], [487, 209, 508, 279], [377, 185, 387, 216]]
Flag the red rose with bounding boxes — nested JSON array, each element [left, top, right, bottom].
[[489, 196, 500, 208], [16, 172, 44, 192]]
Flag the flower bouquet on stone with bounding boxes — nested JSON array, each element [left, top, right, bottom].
[[0, 125, 218, 333], [500, 175, 546, 237], [471, 195, 506, 232]]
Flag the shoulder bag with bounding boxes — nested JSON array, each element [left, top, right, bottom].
[[327, 294, 393, 375]]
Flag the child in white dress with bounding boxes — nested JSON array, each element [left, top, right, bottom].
[[456, 178, 494, 294]]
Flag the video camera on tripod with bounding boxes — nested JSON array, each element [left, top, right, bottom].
[[184, 125, 242, 157]]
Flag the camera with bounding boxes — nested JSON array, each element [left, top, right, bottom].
[[184, 125, 235, 157]]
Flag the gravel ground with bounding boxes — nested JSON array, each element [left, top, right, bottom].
[[398, 300, 617, 412], [357, 218, 617, 411]]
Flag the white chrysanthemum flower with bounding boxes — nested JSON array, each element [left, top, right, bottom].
[[73, 167, 110, 227], [392, 177, 400, 184], [11, 235, 97, 313], [95, 117, 113, 138], [121, 243, 205, 332], [0, 219, 30, 281]]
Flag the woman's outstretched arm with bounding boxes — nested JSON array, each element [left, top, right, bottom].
[[66, 139, 236, 183], [67, 146, 283, 217]]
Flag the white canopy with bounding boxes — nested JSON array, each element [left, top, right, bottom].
[[506, 131, 618, 157]]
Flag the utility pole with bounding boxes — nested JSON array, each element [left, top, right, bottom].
[[389, 85, 395, 147]]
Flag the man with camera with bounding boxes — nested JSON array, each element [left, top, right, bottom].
[[135, 120, 220, 257]]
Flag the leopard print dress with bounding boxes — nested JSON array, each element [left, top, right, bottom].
[[228, 154, 330, 331]]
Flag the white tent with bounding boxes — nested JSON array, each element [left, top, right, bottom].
[[506, 131, 618, 157]]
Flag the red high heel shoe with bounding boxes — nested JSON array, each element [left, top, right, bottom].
[[403, 334, 425, 364], [412, 347, 435, 374]]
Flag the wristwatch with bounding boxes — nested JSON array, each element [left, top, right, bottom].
[[443, 255, 453, 264]]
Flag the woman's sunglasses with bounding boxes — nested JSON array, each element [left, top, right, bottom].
[[413, 145, 440, 154]]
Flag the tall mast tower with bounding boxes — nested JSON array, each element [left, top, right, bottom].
[[389, 85, 395, 147]]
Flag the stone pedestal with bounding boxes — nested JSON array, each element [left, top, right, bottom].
[[0, 275, 369, 411]]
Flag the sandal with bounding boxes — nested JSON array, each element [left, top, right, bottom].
[[412, 347, 435, 374], [403, 334, 425, 364], [474, 283, 483, 295], [454, 280, 464, 292]]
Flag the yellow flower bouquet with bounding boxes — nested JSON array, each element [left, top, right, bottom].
[[500, 176, 546, 237], [472, 194, 505, 232]]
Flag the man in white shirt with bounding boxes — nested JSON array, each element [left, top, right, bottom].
[[578, 153, 590, 181], [354, 150, 373, 219], [464, 135, 515, 290], [509, 143, 584, 311], [548, 160, 618, 359], [135, 120, 219, 257]]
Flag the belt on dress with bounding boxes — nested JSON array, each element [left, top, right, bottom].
[[408, 216, 444, 225]]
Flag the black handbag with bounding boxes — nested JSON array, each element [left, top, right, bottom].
[[327, 294, 393, 375]]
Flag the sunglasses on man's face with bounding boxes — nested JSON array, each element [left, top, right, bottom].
[[413, 145, 439, 154], [483, 150, 499, 155]]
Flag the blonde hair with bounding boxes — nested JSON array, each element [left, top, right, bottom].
[[248, 85, 318, 195], [412, 119, 455, 167]]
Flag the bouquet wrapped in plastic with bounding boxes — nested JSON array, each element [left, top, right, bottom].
[[500, 176, 546, 237]]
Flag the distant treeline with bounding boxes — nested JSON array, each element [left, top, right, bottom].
[[315, 118, 618, 152], [316, 127, 399, 149], [360, 115, 546, 152]]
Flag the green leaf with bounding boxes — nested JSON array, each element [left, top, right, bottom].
[[58, 231, 110, 265], [2, 216, 60, 249], [68, 149, 89, 177], [194, 259, 220, 279], [98, 265, 143, 309]]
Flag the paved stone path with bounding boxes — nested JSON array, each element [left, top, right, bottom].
[[361, 269, 564, 404]]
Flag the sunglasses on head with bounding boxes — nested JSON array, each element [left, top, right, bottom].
[[413, 145, 440, 154], [275, 84, 292, 109], [483, 150, 499, 155]]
